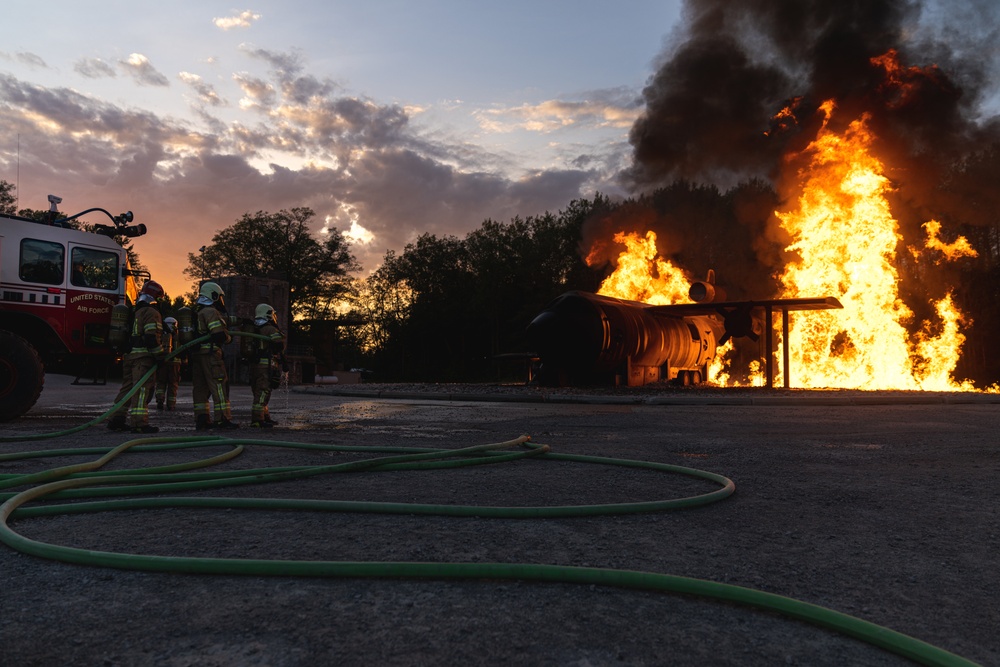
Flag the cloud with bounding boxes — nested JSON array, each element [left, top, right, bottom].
[[0, 51, 47, 69], [234, 72, 277, 111], [213, 10, 262, 31], [240, 45, 338, 105], [119, 53, 169, 87], [0, 49, 599, 299], [179, 72, 226, 107], [474, 92, 643, 134], [241, 45, 302, 76], [74, 57, 117, 79]]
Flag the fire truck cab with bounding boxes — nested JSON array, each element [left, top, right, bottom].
[[0, 207, 145, 421]]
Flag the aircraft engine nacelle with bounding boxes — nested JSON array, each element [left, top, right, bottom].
[[688, 280, 727, 303], [526, 291, 721, 387]]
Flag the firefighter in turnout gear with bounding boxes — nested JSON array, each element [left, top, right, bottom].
[[249, 303, 286, 427], [106, 316, 136, 432], [155, 316, 181, 410], [106, 326, 136, 431], [192, 281, 238, 429], [126, 280, 165, 433]]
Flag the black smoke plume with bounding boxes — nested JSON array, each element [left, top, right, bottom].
[[600, 0, 1000, 302]]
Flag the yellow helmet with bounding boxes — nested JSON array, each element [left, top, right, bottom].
[[255, 303, 276, 324]]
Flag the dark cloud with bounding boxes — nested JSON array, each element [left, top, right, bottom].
[[0, 74, 151, 139], [613, 0, 1000, 299], [626, 30, 791, 189], [626, 0, 1000, 197], [335, 150, 591, 272]]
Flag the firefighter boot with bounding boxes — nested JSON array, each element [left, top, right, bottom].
[[214, 418, 239, 429], [156, 399, 164, 411], [107, 415, 128, 431], [195, 414, 213, 430]]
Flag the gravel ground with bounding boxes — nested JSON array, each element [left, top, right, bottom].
[[1, 378, 998, 666]]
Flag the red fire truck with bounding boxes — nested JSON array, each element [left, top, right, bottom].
[[0, 204, 148, 421]]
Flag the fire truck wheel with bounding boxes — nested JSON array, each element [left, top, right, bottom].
[[0, 331, 44, 422]]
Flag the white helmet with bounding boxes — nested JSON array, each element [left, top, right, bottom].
[[199, 281, 223, 299], [255, 303, 277, 325], [197, 281, 225, 307]]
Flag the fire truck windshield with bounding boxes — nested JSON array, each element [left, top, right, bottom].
[[70, 246, 119, 291]]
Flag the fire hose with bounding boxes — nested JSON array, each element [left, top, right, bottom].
[[0, 353, 981, 666]]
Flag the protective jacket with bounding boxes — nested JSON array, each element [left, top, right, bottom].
[[127, 303, 163, 360]]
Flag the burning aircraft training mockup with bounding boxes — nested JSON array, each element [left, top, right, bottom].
[[532, 1, 996, 391], [527, 270, 841, 388]]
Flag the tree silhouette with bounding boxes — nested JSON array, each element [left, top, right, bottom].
[[185, 207, 359, 319]]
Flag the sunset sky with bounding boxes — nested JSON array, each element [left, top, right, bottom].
[[1, 1, 683, 298]]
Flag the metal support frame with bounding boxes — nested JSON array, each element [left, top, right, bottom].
[[647, 295, 841, 391], [764, 306, 794, 389]]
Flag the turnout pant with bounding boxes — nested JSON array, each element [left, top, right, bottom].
[[250, 362, 273, 423], [108, 360, 135, 422], [191, 350, 231, 422], [155, 360, 181, 408], [127, 355, 157, 428]]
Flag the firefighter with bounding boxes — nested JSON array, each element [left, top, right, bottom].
[[192, 281, 238, 429], [126, 279, 165, 434], [249, 303, 286, 427], [155, 316, 181, 410], [106, 345, 134, 431]]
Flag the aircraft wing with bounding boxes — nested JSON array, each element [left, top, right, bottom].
[[647, 296, 843, 317]]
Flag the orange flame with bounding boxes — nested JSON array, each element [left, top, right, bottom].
[[917, 220, 978, 263], [778, 102, 973, 390], [588, 98, 977, 390], [595, 231, 692, 305]]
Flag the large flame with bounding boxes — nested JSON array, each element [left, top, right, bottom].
[[778, 101, 973, 390], [590, 98, 978, 390], [595, 230, 692, 305], [593, 234, 756, 385]]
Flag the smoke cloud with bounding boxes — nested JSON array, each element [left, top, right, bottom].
[[609, 0, 1000, 299]]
